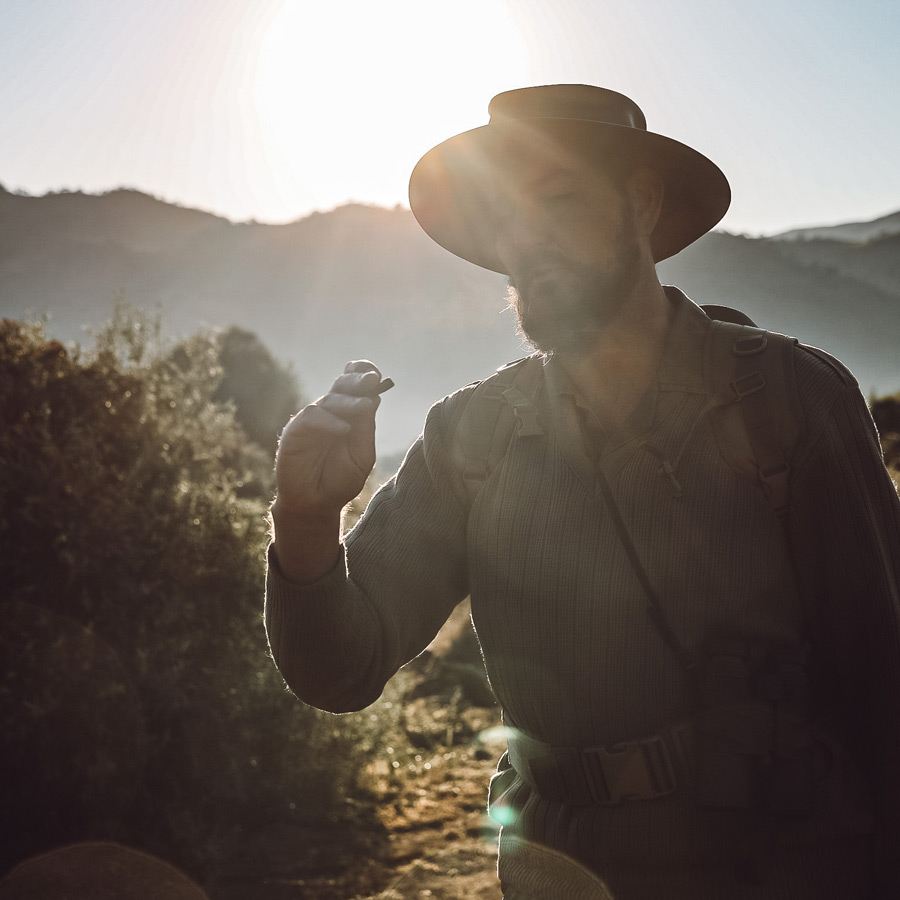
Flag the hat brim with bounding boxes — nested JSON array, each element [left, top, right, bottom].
[[409, 118, 731, 271]]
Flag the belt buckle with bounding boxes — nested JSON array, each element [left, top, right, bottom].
[[582, 734, 678, 804]]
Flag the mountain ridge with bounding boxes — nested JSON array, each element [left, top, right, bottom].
[[772, 209, 900, 243], [1, 185, 898, 454]]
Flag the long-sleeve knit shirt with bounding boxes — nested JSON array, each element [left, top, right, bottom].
[[265, 289, 900, 898]]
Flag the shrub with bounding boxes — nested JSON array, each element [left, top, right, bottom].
[[872, 391, 900, 483], [0, 307, 385, 887], [212, 325, 302, 458]]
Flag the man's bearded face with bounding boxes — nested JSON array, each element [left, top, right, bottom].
[[507, 227, 642, 354], [493, 149, 643, 354]]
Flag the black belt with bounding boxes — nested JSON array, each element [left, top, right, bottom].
[[506, 720, 696, 806]]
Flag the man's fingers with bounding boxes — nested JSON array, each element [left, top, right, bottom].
[[343, 359, 382, 377], [315, 390, 379, 420], [331, 368, 383, 397], [280, 392, 375, 444], [278, 406, 350, 455], [277, 361, 385, 454]]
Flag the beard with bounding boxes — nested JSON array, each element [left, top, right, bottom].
[[507, 233, 643, 356]]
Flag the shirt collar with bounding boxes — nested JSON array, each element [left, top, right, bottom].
[[655, 285, 714, 395], [540, 285, 714, 442]]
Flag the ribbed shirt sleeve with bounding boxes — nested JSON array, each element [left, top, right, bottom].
[[264, 390, 472, 713], [788, 362, 900, 894]]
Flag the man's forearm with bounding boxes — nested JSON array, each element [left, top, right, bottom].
[[270, 500, 343, 585]]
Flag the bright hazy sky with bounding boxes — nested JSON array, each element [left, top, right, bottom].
[[2, 0, 898, 236]]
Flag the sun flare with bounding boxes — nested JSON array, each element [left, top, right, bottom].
[[252, 0, 528, 217]]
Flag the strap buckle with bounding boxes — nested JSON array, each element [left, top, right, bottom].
[[508, 722, 695, 806], [580, 734, 678, 804], [730, 370, 766, 398]]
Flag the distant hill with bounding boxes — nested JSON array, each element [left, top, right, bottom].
[[1, 184, 898, 455], [658, 231, 900, 393], [772, 210, 900, 243], [0, 185, 518, 456]]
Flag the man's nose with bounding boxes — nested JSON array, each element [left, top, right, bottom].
[[498, 204, 548, 261]]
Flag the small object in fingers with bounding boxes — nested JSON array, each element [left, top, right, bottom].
[[375, 377, 395, 394]]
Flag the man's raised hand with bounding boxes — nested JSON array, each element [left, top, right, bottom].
[[274, 360, 384, 519]]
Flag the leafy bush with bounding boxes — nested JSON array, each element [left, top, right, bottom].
[[872, 390, 900, 483], [0, 306, 386, 888], [212, 325, 302, 458]]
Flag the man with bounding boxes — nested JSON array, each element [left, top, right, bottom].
[[266, 85, 900, 898]]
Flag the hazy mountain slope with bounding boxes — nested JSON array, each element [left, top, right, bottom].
[[773, 210, 900, 243], [658, 232, 900, 394], [765, 232, 900, 300], [0, 185, 229, 253], [1, 185, 898, 453], [0, 188, 518, 454]]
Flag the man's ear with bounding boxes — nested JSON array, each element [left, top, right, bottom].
[[626, 166, 664, 237]]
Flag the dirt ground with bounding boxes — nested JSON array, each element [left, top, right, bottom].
[[360, 725, 506, 900], [215, 732, 505, 900], [357, 602, 506, 900], [213, 603, 507, 900]]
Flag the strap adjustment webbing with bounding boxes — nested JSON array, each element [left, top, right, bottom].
[[458, 357, 544, 497], [730, 335, 792, 517], [507, 720, 696, 806]]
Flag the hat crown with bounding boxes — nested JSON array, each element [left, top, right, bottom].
[[409, 83, 730, 271], [487, 84, 647, 132]]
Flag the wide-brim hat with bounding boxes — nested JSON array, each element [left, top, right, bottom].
[[408, 84, 731, 272]]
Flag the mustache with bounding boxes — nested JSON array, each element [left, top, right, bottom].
[[507, 255, 573, 291]]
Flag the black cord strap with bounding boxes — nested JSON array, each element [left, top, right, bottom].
[[595, 469, 697, 674]]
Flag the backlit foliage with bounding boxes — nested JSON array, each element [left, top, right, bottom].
[[0, 306, 384, 884]]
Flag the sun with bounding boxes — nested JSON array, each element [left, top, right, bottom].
[[252, 0, 529, 218]]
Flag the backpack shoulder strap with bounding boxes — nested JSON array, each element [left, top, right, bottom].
[[450, 355, 545, 505], [703, 316, 805, 520], [451, 307, 807, 518]]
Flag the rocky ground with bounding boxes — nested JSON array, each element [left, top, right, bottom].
[[358, 602, 506, 900], [359, 722, 506, 900], [212, 602, 507, 900], [213, 733, 504, 900]]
